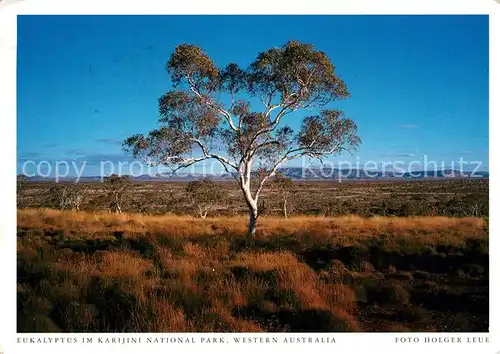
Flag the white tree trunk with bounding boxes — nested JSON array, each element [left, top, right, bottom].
[[240, 177, 259, 237], [198, 205, 208, 218], [247, 203, 258, 237], [115, 194, 122, 214]]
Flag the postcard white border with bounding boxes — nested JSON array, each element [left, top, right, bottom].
[[0, 1, 497, 354]]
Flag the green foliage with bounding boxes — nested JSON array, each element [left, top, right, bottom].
[[123, 41, 360, 235]]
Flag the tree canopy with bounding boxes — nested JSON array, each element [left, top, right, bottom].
[[123, 40, 360, 235]]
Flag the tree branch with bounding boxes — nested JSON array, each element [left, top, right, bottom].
[[190, 137, 238, 170], [249, 140, 282, 159], [243, 94, 300, 159], [252, 147, 304, 200], [188, 77, 239, 132], [252, 140, 344, 200]]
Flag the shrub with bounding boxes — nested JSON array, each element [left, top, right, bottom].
[[185, 178, 223, 218], [319, 283, 357, 314]]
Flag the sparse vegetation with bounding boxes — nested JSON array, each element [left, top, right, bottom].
[[271, 173, 294, 218], [103, 174, 132, 214], [45, 183, 88, 211], [17, 179, 489, 218], [17, 174, 28, 207], [17, 205, 488, 332]]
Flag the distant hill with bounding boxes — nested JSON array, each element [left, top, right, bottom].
[[278, 168, 489, 180], [21, 168, 488, 182]]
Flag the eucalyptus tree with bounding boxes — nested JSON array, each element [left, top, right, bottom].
[[185, 178, 223, 218], [103, 174, 131, 214], [124, 41, 360, 236]]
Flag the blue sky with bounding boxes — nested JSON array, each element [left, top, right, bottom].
[[17, 15, 489, 176]]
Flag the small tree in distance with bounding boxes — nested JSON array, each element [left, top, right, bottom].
[[124, 41, 361, 236], [46, 183, 88, 211], [185, 178, 222, 218], [103, 174, 132, 214], [17, 174, 28, 207], [271, 173, 294, 218]]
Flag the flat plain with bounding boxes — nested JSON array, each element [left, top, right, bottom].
[[17, 179, 489, 332]]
